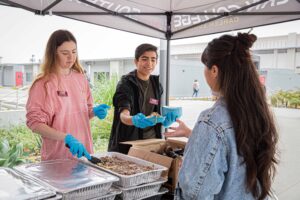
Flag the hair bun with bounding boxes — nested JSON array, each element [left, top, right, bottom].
[[237, 32, 257, 49]]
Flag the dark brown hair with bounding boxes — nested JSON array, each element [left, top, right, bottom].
[[135, 43, 158, 60], [201, 33, 278, 200]]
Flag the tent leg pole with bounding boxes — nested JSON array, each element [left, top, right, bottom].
[[159, 39, 167, 107], [159, 38, 170, 138], [165, 38, 170, 106]]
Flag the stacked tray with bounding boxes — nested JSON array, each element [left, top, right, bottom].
[[44, 194, 63, 200], [115, 179, 166, 200], [0, 167, 56, 200], [89, 152, 167, 187], [138, 187, 169, 200], [90, 187, 121, 200], [14, 159, 119, 200], [84, 152, 168, 200]]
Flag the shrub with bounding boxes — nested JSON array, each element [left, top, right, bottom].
[[270, 90, 300, 108], [92, 74, 118, 106], [0, 139, 26, 167], [0, 125, 41, 156], [91, 74, 118, 152]]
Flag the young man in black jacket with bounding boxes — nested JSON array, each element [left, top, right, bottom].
[[108, 43, 164, 154]]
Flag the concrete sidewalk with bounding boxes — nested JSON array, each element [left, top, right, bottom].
[[169, 100, 300, 200]]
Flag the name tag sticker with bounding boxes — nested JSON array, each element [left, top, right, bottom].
[[149, 98, 159, 105], [57, 91, 68, 97]]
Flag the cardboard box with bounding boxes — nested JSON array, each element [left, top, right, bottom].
[[123, 138, 187, 192], [128, 147, 172, 179], [167, 137, 188, 149]]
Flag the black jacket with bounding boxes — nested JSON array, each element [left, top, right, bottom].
[[108, 70, 163, 154]]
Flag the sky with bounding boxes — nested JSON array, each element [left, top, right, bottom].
[[0, 5, 300, 63]]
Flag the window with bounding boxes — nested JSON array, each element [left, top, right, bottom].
[[253, 49, 274, 54], [26, 72, 33, 82], [278, 49, 287, 53]]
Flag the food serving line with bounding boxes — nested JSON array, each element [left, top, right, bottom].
[[0, 152, 168, 200]]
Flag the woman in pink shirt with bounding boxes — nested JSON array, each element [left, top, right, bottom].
[[26, 30, 110, 161]]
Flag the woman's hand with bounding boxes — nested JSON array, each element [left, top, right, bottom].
[[64, 134, 91, 160], [164, 119, 192, 138]]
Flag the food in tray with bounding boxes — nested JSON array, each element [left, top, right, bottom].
[[96, 156, 155, 175], [146, 112, 166, 124], [147, 112, 160, 117]]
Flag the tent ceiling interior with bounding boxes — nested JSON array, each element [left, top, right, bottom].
[[1, 0, 300, 104], [1, 0, 300, 40]]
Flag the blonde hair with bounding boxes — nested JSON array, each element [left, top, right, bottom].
[[30, 29, 84, 91]]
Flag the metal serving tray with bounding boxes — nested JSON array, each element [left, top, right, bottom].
[[90, 187, 122, 200], [86, 152, 167, 188], [137, 187, 168, 200], [0, 167, 56, 200], [43, 194, 63, 200], [14, 159, 119, 200], [115, 178, 166, 200]]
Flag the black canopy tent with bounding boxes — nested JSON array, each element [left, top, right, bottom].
[[1, 0, 300, 105]]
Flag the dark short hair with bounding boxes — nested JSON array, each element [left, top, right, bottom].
[[135, 43, 158, 60]]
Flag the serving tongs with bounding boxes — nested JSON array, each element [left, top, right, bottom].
[[66, 144, 102, 164]]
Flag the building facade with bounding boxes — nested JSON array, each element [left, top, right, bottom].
[[0, 33, 299, 97]]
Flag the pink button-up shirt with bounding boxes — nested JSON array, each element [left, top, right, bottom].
[[26, 71, 94, 160]]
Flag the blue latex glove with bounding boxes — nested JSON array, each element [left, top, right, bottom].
[[93, 104, 110, 119], [162, 112, 177, 127], [132, 113, 156, 129], [64, 134, 91, 160]]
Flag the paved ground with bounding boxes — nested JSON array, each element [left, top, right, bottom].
[[0, 87, 28, 109], [169, 100, 300, 200]]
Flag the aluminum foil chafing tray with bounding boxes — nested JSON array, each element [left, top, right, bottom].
[[14, 159, 119, 200], [84, 152, 167, 188], [115, 178, 166, 200], [137, 187, 168, 200], [89, 187, 121, 200], [0, 167, 56, 200]]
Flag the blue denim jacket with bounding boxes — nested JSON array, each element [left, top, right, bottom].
[[175, 98, 265, 200]]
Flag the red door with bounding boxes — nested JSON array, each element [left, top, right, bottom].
[[259, 75, 266, 85], [15, 72, 23, 86]]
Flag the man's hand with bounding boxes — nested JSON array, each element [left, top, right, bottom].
[[93, 104, 110, 119], [64, 134, 91, 160], [164, 119, 192, 138], [132, 113, 156, 128]]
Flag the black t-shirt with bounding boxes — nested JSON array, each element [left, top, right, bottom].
[[137, 77, 156, 139]]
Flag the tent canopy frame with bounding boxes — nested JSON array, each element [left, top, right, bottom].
[[1, 0, 300, 105]]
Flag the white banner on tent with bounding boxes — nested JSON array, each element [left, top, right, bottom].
[[1, 0, 300, 39]]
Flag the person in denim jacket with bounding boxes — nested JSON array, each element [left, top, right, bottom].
[[165, 33, 278, 200]]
